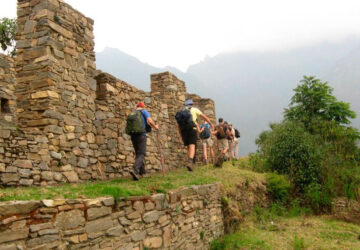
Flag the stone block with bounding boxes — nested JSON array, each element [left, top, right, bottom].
[[144, 237, 163, 249], [0, 130, 10, 139], [63, 171, 78, 183], [48, 20, 73, 38], [77, 158, 89, 168], [143, 210, 160, 223], [1, 173, 20, 184], [0, 201, 40, 216], [30, 222, 53, 232], [24, 20, 37, 34], [85, 216, 113, 234], [106, 225, 124, 237], [131, 230, 146, 242], [0, 229, 29, 244], [14, 159, 32, 169], [87, 206, 112, 221], [55, 209, 85, 230], [50, 151, 62, 160], [41, 171, 53, 181], [26, 235, 59, 248]]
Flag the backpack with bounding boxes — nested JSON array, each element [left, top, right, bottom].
[[215, 124, 227, 139], [175, 108, 195, 131], [125, 110, 147, 135], [235, 128, 240, 138], [200, 123, 211, 139]]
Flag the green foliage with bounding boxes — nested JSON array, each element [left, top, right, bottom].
[[258, 121, 322, 192], [255, 75, 360, 212], [221, 196, 229, 207], [0, 18, 16, 56], [248, 152, 268, 172], [266, 173, 290, 204], [293, 235, 305, 250], [200, 230, 205, 240], [304, 183, 332, 213], [284, 76, 356, 129]]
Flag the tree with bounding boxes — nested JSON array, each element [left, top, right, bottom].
[[284, 76, 356, 130], [0, 18, 16, 56]]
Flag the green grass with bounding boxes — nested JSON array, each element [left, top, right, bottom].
[[0, 161, 264, 201], [211, 210, 360, 250]]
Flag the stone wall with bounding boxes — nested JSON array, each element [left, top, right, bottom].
[[0, 0, 216, 186], [0, 55, 16, 124], [0, 183, 224, 249]]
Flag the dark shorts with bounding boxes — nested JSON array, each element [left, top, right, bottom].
[[181, 129, 197, 146]]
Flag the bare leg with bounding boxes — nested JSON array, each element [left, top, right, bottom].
[[229, 140, 233, 161], [209, 146, 215, 164], [187, 144, 196, 159], [203, 143, 208, 165]]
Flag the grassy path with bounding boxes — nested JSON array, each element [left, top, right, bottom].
[[211, 214, 360, 249], [0, 160, 264, 201]]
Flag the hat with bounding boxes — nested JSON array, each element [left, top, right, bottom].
[[185, 99, 194, 106], [136, 102, 145, 108]]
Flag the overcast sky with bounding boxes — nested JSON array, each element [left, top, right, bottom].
[[1, 0, 360, 71]]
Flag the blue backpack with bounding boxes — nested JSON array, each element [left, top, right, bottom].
[[200, 123, 211, 139]]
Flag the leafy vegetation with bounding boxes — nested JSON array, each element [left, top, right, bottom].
[[266, 173, 290, 204], [251, 75, 360, 212], [0, 17, 16, 56], [284, 76, 356, 129]]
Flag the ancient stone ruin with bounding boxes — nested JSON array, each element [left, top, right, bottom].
[[0, 0, 217, 187]]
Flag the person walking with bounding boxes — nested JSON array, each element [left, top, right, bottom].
[[199, 121, 215, 165], [176, 99, 213, 171], [232, 127, 240, 160], [227, 123, 235, 161], [214, 118, 232, 165], [126, 102, 159, 181]]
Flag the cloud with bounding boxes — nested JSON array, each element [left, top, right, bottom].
[[1, 0, 360, 70]]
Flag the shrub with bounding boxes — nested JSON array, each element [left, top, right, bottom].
[[266, 173, 290, 204], [248, 152, 268, 172], [304, 183, 332, 213], [259, 122, 322, 192]]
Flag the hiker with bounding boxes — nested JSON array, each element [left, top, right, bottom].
[[199, 121, 215, 165], [232, 126, 240, 160], [227, 123, 235, 161], [126, 102, 159, 181], [214, 118, 232, 165], [175, 99, 213, 171]]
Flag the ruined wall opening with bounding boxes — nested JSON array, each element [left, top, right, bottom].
[[0, 98, 10, 113], [95, 80, 106, 100]]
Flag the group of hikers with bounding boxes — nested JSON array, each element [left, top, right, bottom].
[[126, 99, 240, 181]]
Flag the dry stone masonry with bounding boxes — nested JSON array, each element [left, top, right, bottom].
[[0, 183, 224, 249], [0, 0, 217, 186]]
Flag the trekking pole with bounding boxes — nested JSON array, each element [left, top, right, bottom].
[[155, 130, 165, 176]]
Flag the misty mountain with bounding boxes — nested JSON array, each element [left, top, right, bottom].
[[95, 38, 360, 156], [96, 48, 199, 92]]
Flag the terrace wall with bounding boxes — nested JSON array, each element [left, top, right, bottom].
[[0, 184, 224, 250]]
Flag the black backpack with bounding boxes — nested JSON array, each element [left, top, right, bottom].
[[235, 128, 240, 138], [175, 108, 195, 131]]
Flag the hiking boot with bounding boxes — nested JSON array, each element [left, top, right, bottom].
[[186, 162, 194, 172], [130, 170, 140, 181], [214, 156, 224, 168]]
